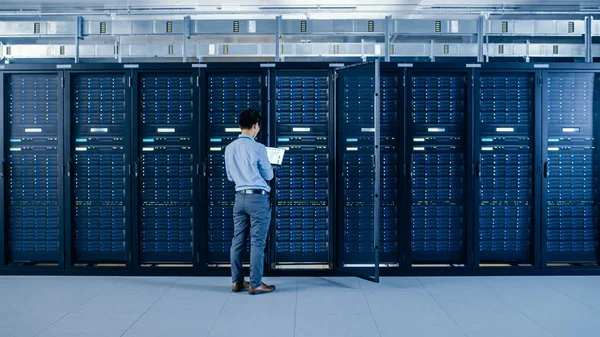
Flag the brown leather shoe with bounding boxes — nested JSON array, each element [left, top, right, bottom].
[[249, 282, 276, 295], [232, 281, 250, 292]]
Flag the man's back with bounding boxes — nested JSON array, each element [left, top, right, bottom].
[[224, 135, 273, 191]]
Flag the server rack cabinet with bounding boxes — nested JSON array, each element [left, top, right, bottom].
[[403, 64, 473, 270], [64, 67, 132, 269], [541, 67, 600, 268], [269, 63, 335, 269], [202, 64, 266, 267], [132, 65, 199, 267], [1, 68, 65, 272], [0, 71, 3, 270], [336, 61, 399, 275], [473, 65, 542, 269]]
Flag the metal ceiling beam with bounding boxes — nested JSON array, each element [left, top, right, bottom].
[[275, 15, 282, 62], [477, 15, 485, 62], [183, 15, 191, 62], [75, 16, 83, 63], [384, 15, 391, 62], [585, 16, 593, 62]]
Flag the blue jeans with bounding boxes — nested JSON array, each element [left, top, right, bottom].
[[231, 192, 271, 288]]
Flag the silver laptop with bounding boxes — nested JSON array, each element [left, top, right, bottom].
[[265, 147, 286, 166]]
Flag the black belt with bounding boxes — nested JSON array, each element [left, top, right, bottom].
[[239, 189, 269, 195]]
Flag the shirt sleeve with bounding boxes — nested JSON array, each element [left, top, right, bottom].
[[224, 146, 233, 182], [257, 144, 274, 181]]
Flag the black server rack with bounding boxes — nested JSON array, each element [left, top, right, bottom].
[[2, 73, 63, 265], [68, 72, 130, 264], [542, 72, 600, 264], [205, 71, 263, 264], [337, 72, 399, 265], [474, 72, 536, 264], [135, 72, 197, 264], [271, 69, 333, 266], [405, 70, 469, 265]]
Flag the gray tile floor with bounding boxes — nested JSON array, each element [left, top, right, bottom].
[[1, 276, 599, 337]]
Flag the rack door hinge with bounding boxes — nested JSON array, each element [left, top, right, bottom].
[[61, 77, 65, 88], [128, 77, 132, 87], [402, 76, 406, 87], [536, 76, 542, 87]]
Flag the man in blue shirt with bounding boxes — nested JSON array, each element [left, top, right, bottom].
[[224, 108, 276, 295]]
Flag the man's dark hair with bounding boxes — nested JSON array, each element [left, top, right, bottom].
[[239, 108, 261, 130]]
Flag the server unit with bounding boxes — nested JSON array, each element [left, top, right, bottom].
[[542, 71, 600, 264], [67, 72, 130, 265], [474, 71, 537, 265], [205, 70, 263, 265], [337, 68, 399, 266], [271, 68, 333, 267], [2, 72, 64, 266], [405, 69, 469, 265], [135, 71, 197, 264]]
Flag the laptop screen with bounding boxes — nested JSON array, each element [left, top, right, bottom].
[[265, 147, 286, 166]]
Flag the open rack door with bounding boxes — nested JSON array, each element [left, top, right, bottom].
[[335, 60, 381, 283]]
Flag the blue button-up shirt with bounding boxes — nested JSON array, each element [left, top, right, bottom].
[[224, 134, 274, 192]]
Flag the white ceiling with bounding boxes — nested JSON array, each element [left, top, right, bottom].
[[0, 0, 598, 13]]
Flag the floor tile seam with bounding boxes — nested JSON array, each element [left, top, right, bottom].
[[118, 277, 181, 337], [293, 277, 299, 337], [540, 278, 600, 315], [474, 277, 556, 337], [29, 277, 123, 337], [358, 278, 383, 337], [416, 277, 469, 337], [205, 284, 234, 337], [31, 312, 71, 337]]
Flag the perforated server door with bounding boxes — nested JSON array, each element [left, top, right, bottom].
[[69, 73, 129, 264], [3, 73, 63, 265], [136, 72, 197, 264], [475, 72, 535, 264], [337, 64, 398, 269], [542, 72, 600, 264], [406, 71, 468, 265], [272, 69, 333, 266], [206, 72, 262, 264]]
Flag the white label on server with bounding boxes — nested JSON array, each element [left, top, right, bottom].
[[482, 147, 494, 151], [225, 128, 241, 133], [428, 127, 446, 133], [347, 147, 359, 151], [157, 128, 175, 133], [10, 147, 21, 151], [496, 127, 515, 132], [75, 147, 87, 151], [142, 147, 154, 152], [210, 147, 222, 151], [24, 128, 42, 133], [293, 127, 311, 132], [548, 147, 559, 151], [562, 127, 580, 133], [413, 147, 425, 151], [90, 128, 108, 133], [414, 138, 425, 142], [361, 128, 375, 132]]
